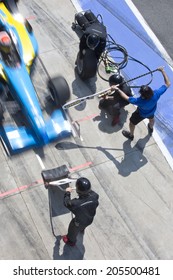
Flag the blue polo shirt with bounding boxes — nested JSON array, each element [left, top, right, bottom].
[[128, 85, 168, 118]]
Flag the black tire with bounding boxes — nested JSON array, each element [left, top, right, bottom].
[[76, 49, 98, 79], [48, 76, 70, 107], [3, 0, 19, 13]]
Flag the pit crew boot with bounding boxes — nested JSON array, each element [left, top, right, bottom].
[[62, 235, 76, 247]]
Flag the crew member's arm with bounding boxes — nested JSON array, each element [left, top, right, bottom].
[[157, 66, 171, 88], [64, 187, 73, 208], [111, 85, 129, 101]]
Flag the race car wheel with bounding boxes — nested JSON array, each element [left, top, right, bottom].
[[48, 76, 70, 107], [76, 49, 98, 80], [3, 0, 19, 13]]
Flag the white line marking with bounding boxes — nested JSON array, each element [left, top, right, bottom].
[[153, 131, 173, 171], [126, 0, 173, 170], [125, 0, 173, 69], [143, 119, 173, 171], [35, 153, 45, 170], [70, 0, 82, 12]]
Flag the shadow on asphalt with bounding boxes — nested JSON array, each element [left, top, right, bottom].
[[53, 234, 85, 260], [97, 134, 150, 176], [93, 107, 129, 134], [55, 133, 151, 177]]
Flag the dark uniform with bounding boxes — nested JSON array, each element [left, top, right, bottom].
[[99, 73, 132, 126], [63, 184, 99, 245]]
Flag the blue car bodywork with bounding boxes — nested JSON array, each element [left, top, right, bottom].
[[0, 2, 71, 154]]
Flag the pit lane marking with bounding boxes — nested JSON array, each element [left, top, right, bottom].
[[72, 113, 98, 123], [35, 153, 46, 169], [0, 162, 93, 199]]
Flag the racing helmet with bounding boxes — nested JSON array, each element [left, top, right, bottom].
[[86, 33, 100, 50], [0, 31, 12, 53], [76, 177, 91, 194], [109, 73, 124, 86]]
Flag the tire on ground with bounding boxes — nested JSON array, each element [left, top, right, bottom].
[[76, 49, 97, 79], [48, 76, 70, 107]]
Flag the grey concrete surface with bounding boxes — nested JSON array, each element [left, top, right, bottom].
[[132, 0, 173, 62], [0, 0, 173, 260]]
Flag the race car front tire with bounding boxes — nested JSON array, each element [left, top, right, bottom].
[[48, 76, 70, 107], [3, 0, 19, 13]]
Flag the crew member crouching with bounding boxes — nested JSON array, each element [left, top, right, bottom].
[[99, 72, 132, 126]]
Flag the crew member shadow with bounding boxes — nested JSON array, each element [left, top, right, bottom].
[[97, 134, 150, 176], [53, 234, 85, 260], [93, 107, 128, 134], [48, 186, 85, 259]]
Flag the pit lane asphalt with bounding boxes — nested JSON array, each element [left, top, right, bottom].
[[0, 0, 173, 260], [132, 0, 173, 63]]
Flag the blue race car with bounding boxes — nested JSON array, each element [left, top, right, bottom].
[[0, 0, 71, 154]]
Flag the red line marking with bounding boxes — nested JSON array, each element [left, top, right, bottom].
[[0, 187, 23, 198], [0, 162, 92, 199], [25, 15, 36, 21], [69, 161, 92, 171], [0, 180, 43, 198], [73, 114, 98, 123]]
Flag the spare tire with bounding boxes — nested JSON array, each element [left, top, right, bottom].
[[48, 76, 70, 107], [76, 49, 98, 79]]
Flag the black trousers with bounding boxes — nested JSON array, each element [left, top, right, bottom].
[[67, 218, 88, 243], [99, 99, 121, 116]]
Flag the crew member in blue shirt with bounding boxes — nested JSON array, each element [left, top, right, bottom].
[[111, 66, 170, 140]]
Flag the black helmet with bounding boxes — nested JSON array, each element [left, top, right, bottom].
[[109, 73, 123, 86], [86, 33, 100, 50], [0, 31, 12, 53], [76, 177, 91, 194]]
